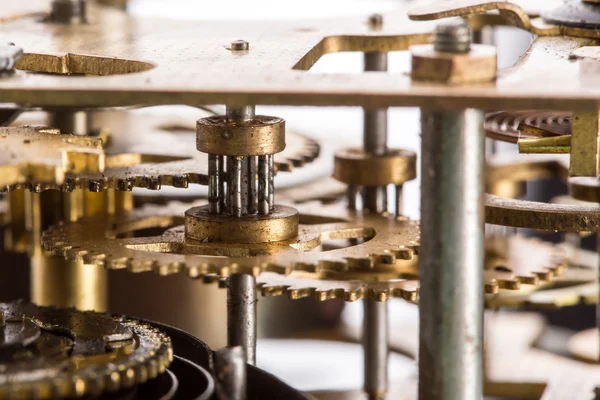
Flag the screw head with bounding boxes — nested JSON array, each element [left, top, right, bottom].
[[231, 40, 249, 51], [368, 13, 383, 28], [0, 43, 24, 73]]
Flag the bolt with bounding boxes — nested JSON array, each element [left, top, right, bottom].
[[49, 0, 87, 24], [0, 43, 24, 73], [433, 19, 471, 53], [231, 40, 249, 51], [368, 13, 383, 29]]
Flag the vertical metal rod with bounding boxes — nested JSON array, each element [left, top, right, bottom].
[[208, 154, 221, 214], [394, 185, 403, 217], [347, 184, 359, 211], [267, 154, 275, 210], [48, 109, 89, 135], [215, 346, 247, 400], [257, 155, 269, 215], [363, 299, 388, 400], [230, 157, 243, 218], [240, 156, 248, 215], [247, 156, 257, 214], [419, 109, 484, 400], [227, 274, 257, 365], [226, 105, 255, 123], [218, 155, 226, 211], [363, 51, 388, 213], [362, 49, 390, 400]]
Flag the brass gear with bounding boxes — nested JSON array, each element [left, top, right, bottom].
[[0, 126, 104, 192], [486, 246, 598, 309], [10, 106, 320, 192], [256, 235, 567, 301], [41, 201, 421, 284], [484, 110, 571, 143], [0, 302, 173, 400]]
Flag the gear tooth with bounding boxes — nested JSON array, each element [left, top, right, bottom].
[[485, 282, 499, 294], [171, 175, 189, 188], [497, 278, 520, 290], [275, 161, 293, 172], [372, 252, 396, 265], [396, 246, 415, 260], [289, 287, 313, 300], [345, 257, 372, 269], [533, 270, 553, 282], [517, 275, 539, 285], [261, 285, 288, 297]]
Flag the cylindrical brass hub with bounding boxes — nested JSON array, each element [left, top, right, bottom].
[[197, 115, 286, 156], [185, 204, 299, 244], [334, 148, 417, 186]]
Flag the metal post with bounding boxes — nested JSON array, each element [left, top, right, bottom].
[[227, 274, 257, 365], [257, 155, 269, 215], [363, 49, 388, 213], [419, 109, 484, 400], [215, 346, 247, 400], [267, 154, 275, 210], [363, 299, 388, 400], [247, 156, 257, 214], [208, 154, 221, 214], [230, 157, 243, 218], [49, 0, 87, 24], [48, 109, 89, 136], [362, 21, 390, 399]]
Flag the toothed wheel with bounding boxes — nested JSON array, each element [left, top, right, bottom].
[[41, 201, 421, 281], [8, 106, 320, 192], [0, 302, 173, 400]]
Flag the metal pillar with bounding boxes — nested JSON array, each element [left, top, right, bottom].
[[418, 109, 485, 400], [227, 274, 257, 365]]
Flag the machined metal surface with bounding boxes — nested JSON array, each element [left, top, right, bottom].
[[484, 110, 572, 143], [543, 0, 600, 29], [0, 302, 172, 399], [215, 346, 247, 400], [419, 108, 484, 400], [227, 275, 257, 366], [334, 148, 417, 186]]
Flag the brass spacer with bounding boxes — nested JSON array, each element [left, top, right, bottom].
[[196, 115, 286, 156], [333, 148, 417, 186], [410, 44, 497, 85], [569, 177, 600, 203], [185, 205, 299, 244]]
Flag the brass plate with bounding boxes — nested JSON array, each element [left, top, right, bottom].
[[2, 3, 600, 110]]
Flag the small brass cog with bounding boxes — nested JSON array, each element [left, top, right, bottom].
[[0, 302, 173, 400]]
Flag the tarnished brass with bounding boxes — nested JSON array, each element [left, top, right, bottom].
[[42, 202, 421, 279], [0, 126, 104, 191], [197, 115, 286, 156], [0, 302, 172, 400], [185, 205, 299, 244], [570, 111, 600, 176], [485, 194, 600, 232], [569, 177, 600, 203], [333, 148, 417, 186], [410, 44, 497, 84], [518, 135, 571, 154]]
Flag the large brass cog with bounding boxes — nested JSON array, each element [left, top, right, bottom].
[[7, 106, 320, 192], [0, 302, 172, 400], [41, 202, 422, 291]]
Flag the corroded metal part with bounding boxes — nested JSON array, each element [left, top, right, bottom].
[[0, 302, 173, 399], [0, 126, 104, 191], [41, 202, 421, 279]]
